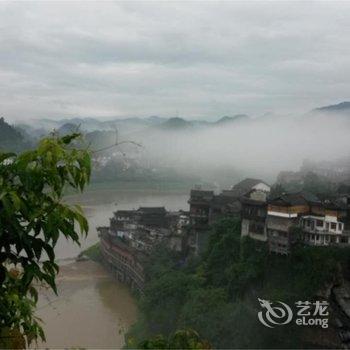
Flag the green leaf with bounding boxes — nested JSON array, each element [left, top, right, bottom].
[[32, 239, 43, 260], [9, 191, 21, 211], [43, 244, 55, 262]]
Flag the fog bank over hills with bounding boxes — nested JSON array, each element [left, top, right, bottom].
[[131, 103, 350, 182], [3, 101, 350, 185], [16, 100, 350, 130]]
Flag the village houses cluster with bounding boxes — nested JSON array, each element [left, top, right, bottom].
[[98, 177, 350, 291]]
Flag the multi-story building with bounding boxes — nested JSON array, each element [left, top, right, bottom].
[[338, 194, 350, 231], [230, 178, 271, 197], [99, 206, 189, 292], [301, 199, 349, 246], [241, 189, 269, 242], [137, 207, 168, 228], [110, 210, 137, 239], [188, 189, 215, 253], [167, 210, 190, 251], [99, 182, 350, 295], [265, 191, 350, 254], [99, 226, 146, 292], [189, 179, 271, 253], [266, 192, 320, 254], [188, 190, 214, 224], [209, 193, 242, 224]]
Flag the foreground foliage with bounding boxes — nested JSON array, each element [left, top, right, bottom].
[[0, 133, 91, 347], [127, 218, 350, 349], [132, 329, 211, 349]]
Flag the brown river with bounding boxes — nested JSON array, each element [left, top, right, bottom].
[[34, 186, 189, 349]]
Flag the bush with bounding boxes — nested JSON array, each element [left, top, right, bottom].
[[80, 242, 101, 262]]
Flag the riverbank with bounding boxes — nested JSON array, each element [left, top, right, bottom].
[[33, 186, 189, 348], [35, 260, 137, 349], [78, 242, 101, 262]]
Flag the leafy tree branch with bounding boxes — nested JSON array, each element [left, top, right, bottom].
[[0, 133, 91, 347]]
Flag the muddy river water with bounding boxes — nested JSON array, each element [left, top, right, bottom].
[[34, 186, 189, 348]]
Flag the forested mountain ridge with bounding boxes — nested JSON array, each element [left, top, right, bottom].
[[0, 117, 32, 152], [310, 101, 350, 116]]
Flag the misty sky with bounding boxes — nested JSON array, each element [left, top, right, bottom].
[[1, 1, 350, 121]]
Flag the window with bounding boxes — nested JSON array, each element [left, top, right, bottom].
[[316, 220, 323, 227], [341, 236, 348, 243], [331, 222, 337, 230]]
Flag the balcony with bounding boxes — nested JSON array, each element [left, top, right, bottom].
[[303, 231, 350, 246], [303, 226, 341, 235]]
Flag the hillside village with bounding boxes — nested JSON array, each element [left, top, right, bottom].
[[98, 174, 350, 292]]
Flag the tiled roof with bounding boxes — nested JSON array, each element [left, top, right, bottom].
[[114, 210, 137, 218], [231, 178, 269, 196], [269, 191, 321, 206], [137, 207, 166, 214]]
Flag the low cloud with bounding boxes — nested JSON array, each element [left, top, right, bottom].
[[0, 1, 350, 120], [133, 114, 350, 183]]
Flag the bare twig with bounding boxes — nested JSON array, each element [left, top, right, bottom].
[[92, 140, 143, 153]]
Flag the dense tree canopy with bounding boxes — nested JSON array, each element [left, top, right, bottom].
[[127, 217, 350, 349]]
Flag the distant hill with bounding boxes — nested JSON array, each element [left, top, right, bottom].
[[58, 122, 80, 135], [85, 130, 118, 150], [311, 101, 350, 116], [21, 113, 255, 136], [0, 117, 32, 152], [157, 117, 193, 130], [215, 114, 249, 125], [146, 116, 168, 124]]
